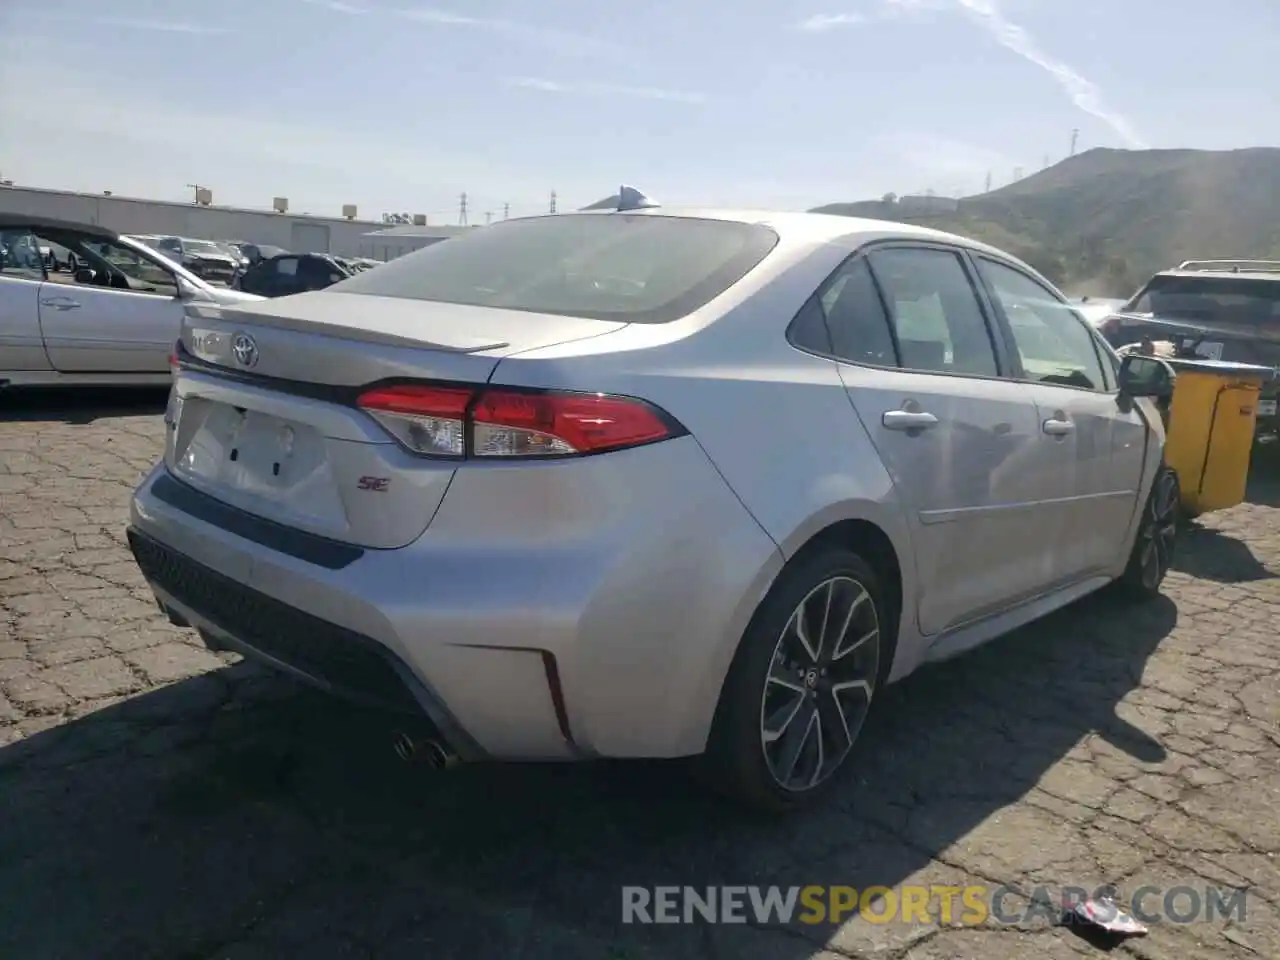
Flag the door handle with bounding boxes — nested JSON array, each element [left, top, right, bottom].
[[40, 297, 81, 310], [882, 410, 939, 431], [1042, 418, 1075, 436]]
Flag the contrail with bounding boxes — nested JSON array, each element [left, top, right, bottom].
[[949, 0, 1148, 148]]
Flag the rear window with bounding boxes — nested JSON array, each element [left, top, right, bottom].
[[1124, 275, 1280, 327], [328, 213, 780, 323]]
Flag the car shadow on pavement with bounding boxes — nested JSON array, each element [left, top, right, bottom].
[[0, 591, 1177, 960], [0, 387, 168, 424], [1174, 523, 1276, 583]]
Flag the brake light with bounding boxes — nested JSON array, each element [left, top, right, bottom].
[[169, 341, 180, 371], [356, 383, 681, 459], [357, 384, 473, 457]]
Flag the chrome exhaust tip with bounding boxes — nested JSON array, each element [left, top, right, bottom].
[[393, 732, 459, 769], [392, 731, 418, 762]]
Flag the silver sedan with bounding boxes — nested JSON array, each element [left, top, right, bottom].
[[125, 194, 1179, 812], [0, 215, 263, 388]]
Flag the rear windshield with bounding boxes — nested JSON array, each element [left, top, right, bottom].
[[1124, 275, 1280, 327], [328, 213, 780, 323]]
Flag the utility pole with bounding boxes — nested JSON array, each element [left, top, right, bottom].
[[1069, 128, 1079, 157], [549, 190, 557, 214], [458, 192, 468, 226], [503, 203, 509, 220], [185, 183, 206, 204], [984, 171, 992, 193], [484, 211, 492, 225]]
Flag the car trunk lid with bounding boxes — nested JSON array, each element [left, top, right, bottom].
[[165, 293, 627, 549]]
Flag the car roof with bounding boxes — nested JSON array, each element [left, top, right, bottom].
[[0, 213, 118, 241], [1151, 268, 1280, 283], [532, 207, 1035, 266]]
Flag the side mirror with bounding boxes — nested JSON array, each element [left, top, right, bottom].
[[74, 267, 96, 284], [1118, 353, 1175, 399]]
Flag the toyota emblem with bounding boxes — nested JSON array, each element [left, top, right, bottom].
[[231, 333, 259, 368]]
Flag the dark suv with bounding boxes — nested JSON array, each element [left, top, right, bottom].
[[1097, 260, 1280, 443], [235, 252, 353, 298]]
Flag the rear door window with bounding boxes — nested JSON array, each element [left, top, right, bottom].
[[328, 213, 780, 323], [866, 247, 1000, 377]]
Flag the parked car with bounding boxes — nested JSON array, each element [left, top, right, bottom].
[[236, 251, 353, 297], [1070, 296, 1127, 327], [211, 241, 252, 276], [125, 197, 1178, 812], [1095, 260, 1280, 442], [0, 214, 264, 388], [147, 236, 241, 286], [229, 241, 289, 267]]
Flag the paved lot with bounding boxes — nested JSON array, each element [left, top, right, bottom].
[[1, 389, 1278, 960]]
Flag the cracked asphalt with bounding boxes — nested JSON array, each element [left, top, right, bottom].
[[1, 388, 1278, 960]]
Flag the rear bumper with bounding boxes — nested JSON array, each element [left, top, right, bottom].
[[127, 439, 783, 761]]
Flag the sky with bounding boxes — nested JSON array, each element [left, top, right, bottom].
[[2, 0, 1278, 222]]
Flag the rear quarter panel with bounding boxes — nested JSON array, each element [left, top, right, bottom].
[[489, 238, 924, 686]]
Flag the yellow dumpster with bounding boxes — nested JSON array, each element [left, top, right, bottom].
[[1159, 358, 1275, 516]]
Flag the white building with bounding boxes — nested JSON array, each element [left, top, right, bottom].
[[359, 223, 477, 261], [0, 184, 467, 259]]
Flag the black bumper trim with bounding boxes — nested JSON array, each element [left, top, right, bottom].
[[126, 527, 485, 760], [152, 471, 363, 570]]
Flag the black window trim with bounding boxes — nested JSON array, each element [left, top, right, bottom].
[[786, 239, 1014, 382], [970, 253, 1116, 396]]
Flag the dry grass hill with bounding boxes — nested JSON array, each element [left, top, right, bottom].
[[585, 148, 1280, 298]]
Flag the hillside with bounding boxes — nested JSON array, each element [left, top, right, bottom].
[[579, 149, 1280, 297], [813, 147, 1280, 296]]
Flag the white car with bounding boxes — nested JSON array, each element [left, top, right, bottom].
[[0, 215, 264, 388]]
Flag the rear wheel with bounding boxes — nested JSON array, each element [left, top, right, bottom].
[[702, 547, 887, 814], [1116, 464, 1180, 599]]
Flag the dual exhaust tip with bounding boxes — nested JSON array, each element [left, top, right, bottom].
[[393, 731, 459, 769]]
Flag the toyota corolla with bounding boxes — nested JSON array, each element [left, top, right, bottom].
[[126, 192, 1179, 812]]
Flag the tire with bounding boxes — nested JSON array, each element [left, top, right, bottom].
[[1116, 463, 1180, 599], [701, 546, 890, 814]]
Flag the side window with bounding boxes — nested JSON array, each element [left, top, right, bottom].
[[820, 258, 898, 366], [0, 228, 47, 281], [275, 257, 299, 276], [789, 296, 833, 353], [50, 233, 178, 296], [977, 258, 1108, 391], [867, 247, 998, 376]]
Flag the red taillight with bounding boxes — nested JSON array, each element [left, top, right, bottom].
[[357, 384, 474, 457], [168, 341, 180, 371], [356, 383, 681, 459]]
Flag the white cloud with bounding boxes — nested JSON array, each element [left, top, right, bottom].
[[298, 0, 368, 13], [393, 7, 626, 59], [0, 57, 550, 215], [795, 13, 867, 31], [948, 0, 1147, 148], [507, 77, 706, 104], [796, 1, 1147, 149], [67, 17, 230, 34]]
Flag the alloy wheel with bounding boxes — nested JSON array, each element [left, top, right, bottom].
[[759, 576, 880, 792], [1139, 470, 1179, 589]]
